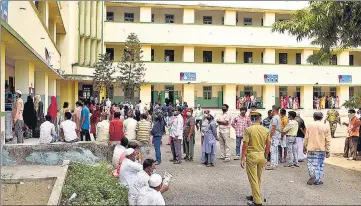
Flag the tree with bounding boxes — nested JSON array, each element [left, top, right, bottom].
[[93, 53, 115, 97], [342, 93, 361, 109], [272, 2, 361, 65], [116, 33, 146, 101]]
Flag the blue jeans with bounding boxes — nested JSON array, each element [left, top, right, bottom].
[[153, 136, 162, 162], [236, 136, 243, 157]]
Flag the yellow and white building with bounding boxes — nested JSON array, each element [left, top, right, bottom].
[[2, 0, 361, 124]]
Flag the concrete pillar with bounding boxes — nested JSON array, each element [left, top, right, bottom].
[[142, 45, 152, 61], [337, 86, 349, 108], [224, 10, 236, 25], [74, 81, 79, 107], [301, 49, 313, 64], [48, 77, 56, 108], [56, 80, 60, 109], [35, 72, 49, 111], [183, 8, 195, 24], [183, 84, 195, 108], [1, 42, 5, 144], [338, 51, 350, 66], [183, 46, 194, 62], [262, 85, 276, 109], [49, 19, 57, 43], [263, 48, 275, 64], [263, 12, 275, 26], [39, 1, 49, 28], [223, 85, 237, 110], [140, 84, 152, 104], [224, 47, 236, 63], [300, 86, 313, 110], [15, 61, 35, 102], [140, 6, 152, 23]]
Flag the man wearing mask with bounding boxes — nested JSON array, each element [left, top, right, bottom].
[[194, 104, 204, 131], [13, 89, 24, 143], [262, 110, 272, 129], [231, 107, 252, 160], [266, 105, 281, 170], [342, 109, 361, 161], [183, 108, 195, 161], [216, 104, 232, 162], [170, 107, 184, 164]]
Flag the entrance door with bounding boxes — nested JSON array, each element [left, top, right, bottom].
[[82, 85, 93, 100], [165, 85, 174, 106]]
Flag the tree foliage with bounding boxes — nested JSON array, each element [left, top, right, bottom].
[[93, 53, 115, 96], [116, 33, 146, 101], [272, 1, 361, 65], [342, 93, 361, 110]]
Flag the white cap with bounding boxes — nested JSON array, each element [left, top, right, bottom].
[[15, 89, 22, 95], [149, 173, 162, 187], [125, 148, 135, 156]]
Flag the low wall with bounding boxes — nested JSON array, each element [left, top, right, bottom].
[[2, 142, 114, 166]]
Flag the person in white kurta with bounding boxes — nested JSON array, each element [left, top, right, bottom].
[[136, 174, 165, 205], [119, 148, 143, 188]]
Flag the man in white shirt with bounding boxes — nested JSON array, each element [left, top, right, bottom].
[[170, 107, 184, 164], [106, 98, 112, 108], [136, 174, 166, 205], [60, 112, 79, 143], [39, 115, 58, 144], [138, 100, 145, 114], [119, 148, 143, 188], [96, 114, 110, 142], [124, 110, 138, 141]]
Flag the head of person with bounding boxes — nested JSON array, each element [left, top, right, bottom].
[[139, 100, 142, 103], [206, 112, 214, 121], [114, 111, 121, 119], [45, 114, 52, 122], [288, 111, 296, 120], [250, 111, 262, 123], [271, 105, 279, 116], [101, 113, 108, 121], [250, 105, 257, 111], [15, 89, 22, 98], [121, 137, 129, 147], [5, 84, 9, 91], [177, 106, 182, 115], [63, 102, 69, 109], [64, 112, 71, 120], [313, 112, 323, 121], [348, 109, 356, 120], [183, 102, 188, 107], [27, 95, 33, 103], [128, 141, 139, 149], [187, 108, 193, 117], [197, 104, 201, 109], [102, 97, 104, 100], [149, 174, 163, 191], [127, 110, 133, 117], [280, 108, 286, 117], [143, 159, 156, 175], [222, 104, 229, 113], [141, 113, 148, 120], [267, 110, 272, 118], [125, 148, 136, 161], [239, 107, 247, 116]]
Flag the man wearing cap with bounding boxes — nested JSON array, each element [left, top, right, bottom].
[[241, 111, 270, 206], [136, 173, 166, 205], [119, 148, 143, 188], [13, 89, 24, 143]]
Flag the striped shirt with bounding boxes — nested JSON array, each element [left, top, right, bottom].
[[135, 119, 152, 144]]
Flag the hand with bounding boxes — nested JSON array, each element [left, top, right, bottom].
[[326, 152, 330, 158], [303, 147, 307, 154], [240, 159, 245, 169], [161, 184, 169, 193], [187, 136, 190, 142], [263, 159, 268, 167]]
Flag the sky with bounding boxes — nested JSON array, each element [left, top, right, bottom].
[[120, 1, 310, 10]]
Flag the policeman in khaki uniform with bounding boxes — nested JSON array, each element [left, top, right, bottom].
[[324, 109, 340, 138], [241, 111, 271, 206]]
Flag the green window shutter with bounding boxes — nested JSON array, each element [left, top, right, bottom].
[[218, 91, 223, 108], [160, 91, 165, 104], [152, 91, 158, 104], [173, 91, 178, 105], [239, 91, 245, 97]]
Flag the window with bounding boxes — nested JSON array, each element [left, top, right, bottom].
[[349, 55, 354, 66], [243, 18, 252, 26], [244, 52, 253, 63], [222, 17, 224, 25], [106, 12, 114, 21], [330, 87, 336, 97], [203, 16, 212, 24], [221, 51, 224, 63], [151, 49, 154, 61], [279, 53, 288, 64], [203, 51, 212, 63], [261, 18, 263, 26], [350, 87, 355, 97], [165, 14, 174, 23], [261, 52, 263, 63], [106, 48, 114, 60], [164, 50, 174, 62], [203, 86, 212, 100], [296, 53, 301, 64], [279, 86, 288, 96], [124, 13, 134, 22], [123, 49, 135, 61], [125, 87, 134, 99], [151, 14, 154, 22], [330, 55, 337, 65]]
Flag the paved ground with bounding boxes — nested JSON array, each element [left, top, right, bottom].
[[156, 132, 361, 205]]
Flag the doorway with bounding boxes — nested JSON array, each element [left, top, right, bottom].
[[165, 85, 174, 106]]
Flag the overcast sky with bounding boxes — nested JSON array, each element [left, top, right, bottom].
[[121, 1, 309, 10]]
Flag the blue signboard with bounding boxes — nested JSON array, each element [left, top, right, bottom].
[[264, 74, 278, 83], [1, 0, 8, 23], [180, 72, 196, 81], [339, 75, 352, 83]]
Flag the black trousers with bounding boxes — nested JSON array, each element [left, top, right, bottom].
[[80, 129, 91, 141]]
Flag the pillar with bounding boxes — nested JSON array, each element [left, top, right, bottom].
[[301, 49, 313, 64], [183, 84, 195, 108], [140, 7, 152, 22], [39, 1, 49, 28], [263, 48, 275, 64], [49, 19, 57, 43], [263, 12, 275, 26], [1, 42, 5, 144], [74, 81, 79, 108], [338, 51, 350, 66], [224, 47, 236, 63], [56, 80, 60, 109], [142, 45, 152, 61], [15, 61, 35, 102], [48, 77, 56, 110], [223, 85, 236, 110], [224, 10, 236, 25], [35, 72, 49, 111], [300, 86, 313, 110], [183, 46, 194, 62], [262, 85, 276, 109], [183, 8, 195, 24], [337, 86, 349, 108], [140, 84, 152, 104]]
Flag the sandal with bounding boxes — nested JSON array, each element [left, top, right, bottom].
[[266, 165, 276, 170]]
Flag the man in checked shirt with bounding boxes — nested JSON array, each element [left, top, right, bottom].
[[232, 107, 252, 160]]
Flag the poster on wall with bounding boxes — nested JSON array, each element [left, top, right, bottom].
[[264, 74, 278, 83], [338, 75, 352, 83], [1, 0, 8, 22], [180, 72, 196, 81]]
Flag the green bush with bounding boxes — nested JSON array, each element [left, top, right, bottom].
[[61, 162, 128, 205]]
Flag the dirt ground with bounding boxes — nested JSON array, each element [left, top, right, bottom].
[[1, 179, 55, 205]]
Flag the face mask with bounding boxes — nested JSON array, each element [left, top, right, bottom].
[[187, 112, 191, 117], [222, 109, 227, 112], [174, 112, 178, 116], [240, 111, 246, 115], [348, 113, 355, 120]]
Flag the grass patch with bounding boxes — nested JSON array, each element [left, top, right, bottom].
[[61, 162, 128, 205]]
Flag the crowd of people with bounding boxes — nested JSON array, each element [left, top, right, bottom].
[[279, 96, 300, 110], [313, 95, 340, 109]]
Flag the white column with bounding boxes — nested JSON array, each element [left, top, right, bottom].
[[224, 10, 236, 25], [300, 86, 313, 110], [35, 72, 49, 111], [224, 47, 236, 63], [15, 61, 35, 101], [183, 8, 195, 24], [223, 85, 237, 110], [140, 6, 152, 23], [183, 84, 195, 108], [262, 85, 276, 109], [263, 12, 275, 26], [338, 51, 350, 66], [263, 48, 275, 64], [140, 84, 152, 104], [337, 86, 349, 108], [142, 45, 152, 61], [183, 46, 194, 62], [49, 19, 57, 43], [301, 49, 313, 64]]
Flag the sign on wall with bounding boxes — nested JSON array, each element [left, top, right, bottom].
[[264, 74, 278, 83], [180, 72, 196, 81], [339, 75, 352, 83], [1, 0, 8, 22]]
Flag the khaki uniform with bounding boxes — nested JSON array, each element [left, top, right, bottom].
[[325, 109, 340, 138], [216, 112, 232, 159], [243, 122, 270, 205]]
